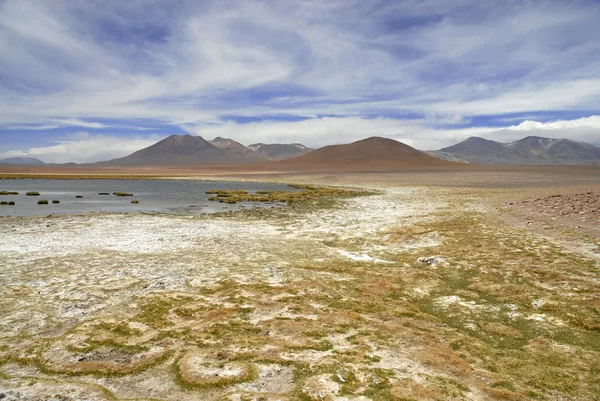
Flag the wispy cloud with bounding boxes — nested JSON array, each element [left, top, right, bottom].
[[8, 119, 107, 130], [0, 132, 164, 164], [0, 0, 599, 161]]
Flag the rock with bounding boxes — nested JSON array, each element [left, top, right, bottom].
[[417, 256, 446, 266]]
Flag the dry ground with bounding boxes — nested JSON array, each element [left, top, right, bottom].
[[1, 168, 599, 400]]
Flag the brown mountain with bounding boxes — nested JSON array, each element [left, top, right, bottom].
[[273, 137, 460, 171], [209, 137, 256, 155], [248, 143, 313, 161], [210, 137, 314, 161], [99, 134, 263, 166]]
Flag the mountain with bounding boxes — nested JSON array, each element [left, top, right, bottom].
[[99, 134, 264, 166], [209, 137, 255, 155], [273, 137, 460, 171], [0, 157, 46, 165], [248, 143, 313, 161], [424, 151, 469, 163], [439, 136, 600, 165], [508, 136, 600, 163]]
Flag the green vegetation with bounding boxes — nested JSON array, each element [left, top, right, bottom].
[[135, 296, 176, 328], [98, 192, 110, 195], [8, 201, 15, 205], [113, 192, 133, 197], [0, 201, 7, 205], [37, 200, 49, 205], [75, 195, 84, 198], [175, 352, 255, 390], [52, 200, 60, 204], [94, 321, 143, 338], [0, 191, 18, 195], [26, 191, 40, 196], [206, 185, 364, 205], [1, 185, 598, 400], [131, 199, 139, 204]]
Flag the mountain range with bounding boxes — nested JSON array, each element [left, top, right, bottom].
[[98, 135, 448, 170], [430, 136, 600, 165], [0, 157, 46, 165], [248, 143, 312, 161], [99, 135, 312, 166], [2, 134, 599, 168]]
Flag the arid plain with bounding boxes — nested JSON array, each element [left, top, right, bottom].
[[1, 166, 600, 401]]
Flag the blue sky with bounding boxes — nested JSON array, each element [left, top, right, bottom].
[[0, 0, 599, 163]]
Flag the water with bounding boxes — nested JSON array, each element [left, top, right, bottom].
[[0, 179, 298, 217]]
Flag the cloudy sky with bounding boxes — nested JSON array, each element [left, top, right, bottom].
[[1, 0, 599, 163]]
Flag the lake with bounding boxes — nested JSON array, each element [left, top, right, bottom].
[[0, 179, 298, 217]]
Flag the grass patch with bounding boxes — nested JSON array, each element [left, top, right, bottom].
[[174, 351, 256, 390], [37, 200, 49, 205], [26, 191, 40, 196], [135, 297, 176, 328], [398, 210, 600, 398], [206, 185, 366, 206]]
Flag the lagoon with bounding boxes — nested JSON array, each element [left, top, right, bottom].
[[0, 179, 296, 216]]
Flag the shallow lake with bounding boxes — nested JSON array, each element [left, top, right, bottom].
[[0, 179, 297, 217]]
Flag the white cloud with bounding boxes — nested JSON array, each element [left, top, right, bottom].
[[0, 133, 163, 164], [52, 119, 106, 129], [183, 117, 415, 147], [183, 115, 600, 151], [0, 0, 599, 158], [2, 114, 599, 164], [508, 115, 600, 131], [8, 119, 107, 130], [0, 0, 598, 129]]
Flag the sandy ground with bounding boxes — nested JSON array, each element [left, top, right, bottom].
[[1, 168, 599, 400]]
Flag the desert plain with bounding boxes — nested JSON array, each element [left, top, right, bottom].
[[1, 166, 599, 401]]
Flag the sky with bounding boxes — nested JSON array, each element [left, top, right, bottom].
[[0, 0, 599, 163]]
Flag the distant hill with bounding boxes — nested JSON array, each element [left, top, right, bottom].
[[0, 157, 46, 165], [424, 151, 469, 163], [99, 134, 264, 166], [274, 137, 460, 171], [209, 137, 255, 155], [439, 136, 600, 165], [248, 143, 313, 161]]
